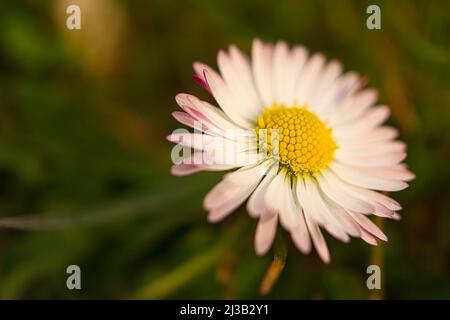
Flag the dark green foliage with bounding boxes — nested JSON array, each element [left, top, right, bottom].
[[0, 0, 448, 299]]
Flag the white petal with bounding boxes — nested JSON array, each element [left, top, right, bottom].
[[304, 213, 330, 263], [321, 195, 361, 237], [296, 178, 326, 224], [348, 211, 388, 241], [203, 172, 246, 209], [265, 173, 300, 230], [336, 141, 406, 159], [309, 60, 343, 111], [359, 227, 378, 246], [330, 162, 409, 191], [205, 182, 252, 223], [282, 45, 308, 105], [252, 39, 274, 106], [229, 45, 262, 109], [273, 40, 291, 104], [331, 161, 414, 182], [170, 109, 225, 138], [391, 212, 402, 220], [316, 171, 374, 213], [337, 126, 399, 147], [329, 89, 378, 126], [333, 106, 391, 139], [320, 168, 402, 212], [170, 163, 236, 176], [294, 53, 326, 106], [171, 111, 200, 130], [371, 203, 397, 219], [290, 226, 312, 254], [167, 132, 215, 150], [303, 177, 350, 242], [223, 160, 273, 185], [193, 61, 221, 82], [279, 177, 302, 231], [334, 151, 407, 167], [204, 164, 269, 222], [254, 215, 278, 255], [318, 71, 361, 120], [204, 69, 253, 128], [175, 93, 240, 132], [246, 164, 278, 218], [218, 48, 261, 120], [289, 189, 311, 254], [263, 173, 285, 216], [167, 132, 258, 164]]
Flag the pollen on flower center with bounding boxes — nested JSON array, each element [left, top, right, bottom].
[[256, 103, 337, 176]]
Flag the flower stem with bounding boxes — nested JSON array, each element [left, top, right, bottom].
[[259, 232, 287, 295]]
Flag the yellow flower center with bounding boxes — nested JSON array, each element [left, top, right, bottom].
[[257, 103, 337, 176]]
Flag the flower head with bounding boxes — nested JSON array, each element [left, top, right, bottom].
[[168, 39, 414, 263]]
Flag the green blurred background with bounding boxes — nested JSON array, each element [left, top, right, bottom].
[[0, 0, 448, 299]]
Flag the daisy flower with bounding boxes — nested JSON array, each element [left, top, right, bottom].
[[168, 39, 414, 263]]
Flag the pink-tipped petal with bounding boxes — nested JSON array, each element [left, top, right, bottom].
[[254, 215, 278, 256]]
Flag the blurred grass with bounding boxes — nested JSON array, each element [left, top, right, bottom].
[[0, 0, 449, 299]]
